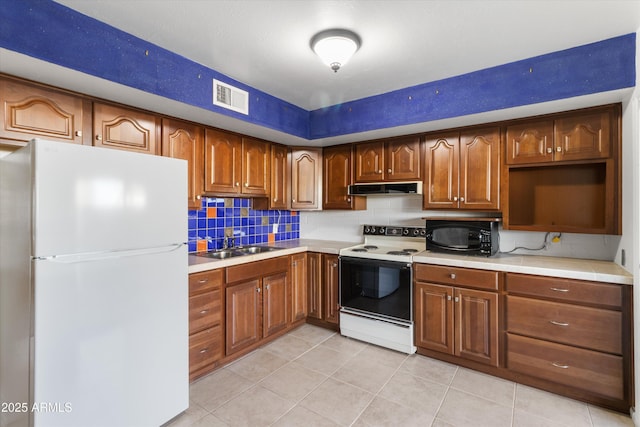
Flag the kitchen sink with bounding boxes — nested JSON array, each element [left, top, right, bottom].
[[198, 245, 284, 259]]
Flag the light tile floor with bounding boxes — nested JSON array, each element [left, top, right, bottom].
[[168, 324, 634, 427]]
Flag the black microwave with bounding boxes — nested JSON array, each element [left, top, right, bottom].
[[425, 217, 500, 256]]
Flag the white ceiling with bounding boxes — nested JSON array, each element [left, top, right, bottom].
[[54, 0, 640, 112]]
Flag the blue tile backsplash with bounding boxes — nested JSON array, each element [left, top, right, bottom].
[[188, 197, 300, 253]]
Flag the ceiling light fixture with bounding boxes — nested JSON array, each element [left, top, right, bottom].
[[310, 29, 361, 73]]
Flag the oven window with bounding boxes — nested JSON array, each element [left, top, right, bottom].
[[340, 257, 411, 321]]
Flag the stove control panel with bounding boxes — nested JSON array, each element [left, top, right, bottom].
[[363, 225, 426, 237]]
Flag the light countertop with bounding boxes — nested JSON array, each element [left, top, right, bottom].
[[188, 239, 633, 285]]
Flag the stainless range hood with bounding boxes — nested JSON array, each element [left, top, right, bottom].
[[347, 181, 423, 196]]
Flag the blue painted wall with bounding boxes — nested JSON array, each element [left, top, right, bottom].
[[0, 0, 635, 141]]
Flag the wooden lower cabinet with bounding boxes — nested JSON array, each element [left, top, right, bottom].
[[307, 252, 339, 328], [505, 273, 632, 410], [290, 253, 308, 323], [414, 281, 498, 367], [225, 257, 289, 356], [188, 269, 224, 381]]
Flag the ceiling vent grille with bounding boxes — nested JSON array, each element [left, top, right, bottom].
[[213, 79, 249, 115]]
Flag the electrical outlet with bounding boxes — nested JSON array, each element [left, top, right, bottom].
[[272, 224, 278, 234]]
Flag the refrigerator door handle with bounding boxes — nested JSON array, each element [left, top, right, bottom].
[[33, 243, 186, 263]]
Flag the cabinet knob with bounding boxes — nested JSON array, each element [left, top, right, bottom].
[[447, 295, 452, 301], [244, 182, 249, 187], [265, 284, 270, 290], [347, 198, 351, 202], [235, 182, 240, 187], [453, 196, 458, 202], [332, 262, 338, 267], [546, 147, 553, 154], [292, 199, 296, 203], [292, 261, 297, 266], [75, 130, 82, 137], [459, 197, 465, 202], [450, 273, 456, 279], [556, 146, 562, 153], [273, 198, 277, 202], [196, 195, 202, 200], [387, 168, 392, 173], [377, 170, 382, 174], [256, 287, 261, 293], [454, 296, 459, 302], [96, 135, 102, 141]]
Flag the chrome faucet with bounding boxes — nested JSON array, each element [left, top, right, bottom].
[[223, 236, 235, 249]]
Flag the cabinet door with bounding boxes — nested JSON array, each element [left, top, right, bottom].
[[241, 137, 270, 196], [290, 253, 308, 322], [93, 103, 160, 154], [414, 282, 454, 354], [506, 120, 554, 164], [270, 144, 290, 209], [162, 118, 204, 210], [323, 144, 357, 209], [263, 272, 288, 338], [226, 279, 261, 355], [0, 79, 90, 145], [307, 252, 323, 320], [555, 109, 611, 161], [454, 288, 498, 367], [459, 127, 500, 210], [323, 254, 340, 325], [204, 128, 241, 195], [385, 136, 421, 181], [291, 148, 321, 210], [354, 141, 384, 182], [423, 133, 459, 209]]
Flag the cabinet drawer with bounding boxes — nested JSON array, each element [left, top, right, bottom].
[[414, 264, 499, 291], [226, 256, 288, 284], [506, 295, 621, 354], [189, 269, 223, 295], [506, 273, 621, 308], [189, 289, 222, 334], [507, 333, 623, 400], [189, 325, 223, 373]]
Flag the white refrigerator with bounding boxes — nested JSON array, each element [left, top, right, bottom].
[[0, 139, 189, 427]]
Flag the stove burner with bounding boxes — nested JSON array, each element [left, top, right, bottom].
[[352, 248, 368, 252], [403, 248, 419, 253], [364, 245, 379, 250], [387, 250, 410, 256]]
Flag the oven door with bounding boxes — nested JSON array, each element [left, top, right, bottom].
[[339, 256, 412, 323]]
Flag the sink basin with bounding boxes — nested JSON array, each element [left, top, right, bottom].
[[197, 245, 284, 260]]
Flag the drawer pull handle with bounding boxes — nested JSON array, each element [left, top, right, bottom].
[[447, 295, 452, 301], [454, 297, 459, 303], [549, 320, 569, 327], [199, 310, 209, 315], [198, 279, 209, 284], [199, 348, 208, 354], [551, 362, 569, 369], [550, 287, 569, 293]]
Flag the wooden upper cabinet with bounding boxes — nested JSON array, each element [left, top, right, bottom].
[[93, 103, 160, 154], [204, 128, 241, 194], [506, 107, 613, 164], [459, 128, 500, 210], [555, 109, 611, 161], [0, 78, 91, 145], [423, 128, 499, 210], [241, 137, 270, 196], [354, 136, 422, 182], [423, 132, 459, 209], [162, 118, 204, 210], [269, 144, 290, 209], [506, 120, 554, 164], [323, 144, 365, 210], [291, 147, 321, 210]]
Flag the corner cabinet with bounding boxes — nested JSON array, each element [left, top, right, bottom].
[[161, 118, 204, 210], [0, 78, 91, 146], [414, 264, 500, 367], [93, 102, 160, 155], [423, 127, 500, 210], [354, 136, 422, 182], [323, 144, 366, 210], [503, 104, 621, 234], [291, 147, 321, 210], [204, 129, 270, 197]]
